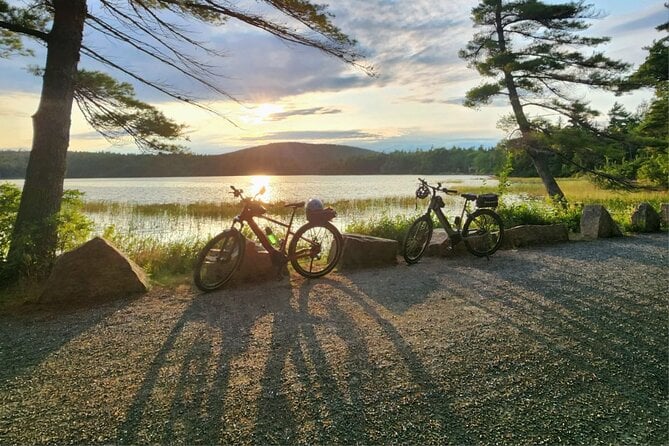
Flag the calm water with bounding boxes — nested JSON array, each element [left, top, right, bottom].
[[7, 175, 498, 241], [7, 174, 496, 204]]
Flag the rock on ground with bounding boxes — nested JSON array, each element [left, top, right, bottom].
[[339, 234, 398, 269], [501, 224, 569, 249], [40, 237, 149, 305], [631, 202, 661, 233], [580, 204, 623, 239]]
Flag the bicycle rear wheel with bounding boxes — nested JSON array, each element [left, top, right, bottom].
[[289, 221, 342, 278], [462, 209, 504, 257], [193, 229, 245, 291], [403, 215, 433, 264]]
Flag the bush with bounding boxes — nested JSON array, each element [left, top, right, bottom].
[[0, 183, 93, 265], [345, 213, 420, 244], [497, 200, 582, 232]]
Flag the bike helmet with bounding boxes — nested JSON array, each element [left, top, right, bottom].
[[306, 198, 324, 212], [415, 184, 430, 199]]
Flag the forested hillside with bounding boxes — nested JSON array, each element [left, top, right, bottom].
[[0, 142, 502, 178]]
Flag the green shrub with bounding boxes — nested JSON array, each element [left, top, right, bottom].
[[0, 183, 93, 264], [345, 213, 421, 244], [497, 201, 582, 232]]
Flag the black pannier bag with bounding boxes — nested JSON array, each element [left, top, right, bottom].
[[476, 193, 499, 208], [306, 207, 337, 223]]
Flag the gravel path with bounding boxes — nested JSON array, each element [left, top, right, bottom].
[[1, 234, 667, 444]]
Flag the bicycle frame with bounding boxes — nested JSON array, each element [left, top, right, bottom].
[[423, 189, 473, 239], [230, 192, 318, 266], [232, 202, 296, 256]]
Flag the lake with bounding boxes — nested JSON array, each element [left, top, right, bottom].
[[6, 174, 497, 204], [6, 175, 499, 241]]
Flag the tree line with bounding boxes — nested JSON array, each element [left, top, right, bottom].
[[0, 146, 506, 178]]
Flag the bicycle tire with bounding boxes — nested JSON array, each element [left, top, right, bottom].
[[462, 209, 504, 257], [193, 229, 245, 291], [289, 221, 343, 278], [403, 215, 433, 264]]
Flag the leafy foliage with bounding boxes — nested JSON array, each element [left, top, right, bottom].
[[74, 70, 188, 153], [460, 0, 631, 199], [0, 183, 93, 274]]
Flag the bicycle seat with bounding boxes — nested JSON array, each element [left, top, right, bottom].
[[461, 193, 477, 201], [284, 201, 306, 209]]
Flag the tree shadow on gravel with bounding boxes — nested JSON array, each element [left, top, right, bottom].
[[438, 240, 668, 444], [0, 298, 132, 386]]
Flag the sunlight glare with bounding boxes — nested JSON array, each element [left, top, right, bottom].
[[242, 103, 284, 124], [250, 175, 271, 201]]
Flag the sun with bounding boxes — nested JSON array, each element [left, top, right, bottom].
[[242, 103, 284, 124]]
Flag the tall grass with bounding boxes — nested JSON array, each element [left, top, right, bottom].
[[102, 226, 205, 282]]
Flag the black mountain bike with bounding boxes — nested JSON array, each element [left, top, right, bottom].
[[403, 178, 504, 264], [193, 185, 343, 292]]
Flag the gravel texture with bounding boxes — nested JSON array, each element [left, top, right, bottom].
[[1, 234, 667, 445]]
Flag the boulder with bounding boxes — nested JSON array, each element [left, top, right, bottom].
[[501, 224, 569, 249], [660, 203, 668, 228], [631, 202, 661, 233], [425, 228, 468, 257], [40, 237, 149, 305], [338, 234, 398, 269], [580, 204, 623, 239], [230, 239, 287, 284]]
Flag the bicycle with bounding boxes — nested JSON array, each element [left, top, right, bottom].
[[402, 178, 504, 264], [193, 185, 343, 292]]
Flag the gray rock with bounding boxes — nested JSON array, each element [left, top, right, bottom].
[[501, 224, 569, 249], [631, 202, 661, 233], [660, 203, 668, 228], [580, 204, 623, 239], [339, 234, 398, 269], [40, 237, 149, 305], [231, 239, 286, 284], [425, 228, 449, 257], [423, 228, 469, 257]]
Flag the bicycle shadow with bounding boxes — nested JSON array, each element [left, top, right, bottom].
[[117, 280, 296, 444], [116, 270, 473, 444]]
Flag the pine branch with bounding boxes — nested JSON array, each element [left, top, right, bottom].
[[0, 19, 48, 41]]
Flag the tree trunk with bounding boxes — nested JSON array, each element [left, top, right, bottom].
[[526, 148, 565, 200], [6, 0, 87, 276], [493, 0, 566, 202]]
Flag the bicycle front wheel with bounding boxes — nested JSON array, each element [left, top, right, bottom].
[[402, 215, 433, 264], [193, 229, 245, 292], [289, 221, 343, 278], [462, 209, 504, 257]]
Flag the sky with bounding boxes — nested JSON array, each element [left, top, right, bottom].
[[0, 0, 666, 154]]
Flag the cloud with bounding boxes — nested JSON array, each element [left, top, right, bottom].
[[240, 129, 381, 142], [267, 107, 342, 121], [605, 4, 667, 35]]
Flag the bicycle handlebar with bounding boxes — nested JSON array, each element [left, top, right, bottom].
[[417, 178, 458, 195]]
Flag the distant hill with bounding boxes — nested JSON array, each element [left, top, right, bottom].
[[0, 142, 504, 178], [208, 142, 378, 175], [0, 142, 380, 178]]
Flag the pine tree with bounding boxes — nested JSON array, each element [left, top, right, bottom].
[[459, 0, 629, 201]]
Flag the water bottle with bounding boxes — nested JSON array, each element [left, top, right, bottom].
[[265, 226, 278, 246]]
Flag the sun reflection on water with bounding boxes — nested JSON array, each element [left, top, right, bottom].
[[250, 175, 272, 202]]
